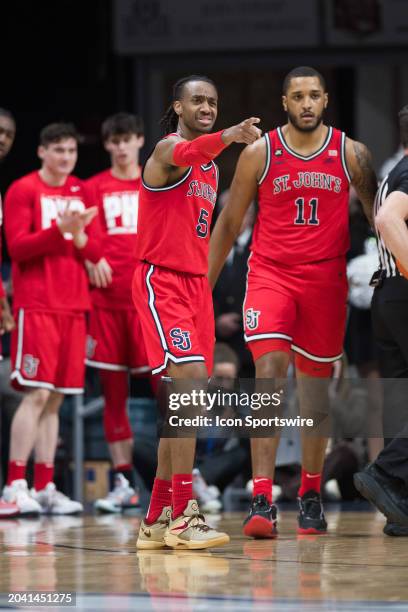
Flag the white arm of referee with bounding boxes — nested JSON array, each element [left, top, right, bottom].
[[375, 191, 408, 271]]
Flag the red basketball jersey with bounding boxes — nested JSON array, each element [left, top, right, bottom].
[[86, 169, 141, 308], [252, 126, 350, 265], [135, 137, 219, 275], [4, 171, 100, 311]]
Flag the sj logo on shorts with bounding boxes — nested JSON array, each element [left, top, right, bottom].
[[245, 308, 261, 330], [170, 328, 192, 351], [22, 354, 40, 378]]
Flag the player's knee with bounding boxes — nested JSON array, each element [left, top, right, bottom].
[[44, 391, 64, 413], [27, 388, 52, 413], [167, 360, 208, 380], [255, 351, 290, 378], [295, 354, 333, 377]]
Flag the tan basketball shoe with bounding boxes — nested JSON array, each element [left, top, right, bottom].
[[164, 499, 230, 550], [136, 506, 171, 549]]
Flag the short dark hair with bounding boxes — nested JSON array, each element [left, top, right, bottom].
[[283, 66, 326, 95], [39, 122, 82, 147], [399, 105, 408, 148], [101, 112, 144, 142], [160, 75, 217, 134], [0, 107, 15, 124]]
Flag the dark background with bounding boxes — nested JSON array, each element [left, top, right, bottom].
[[0, 0, 407, 192], [0, 0, 122, 186]]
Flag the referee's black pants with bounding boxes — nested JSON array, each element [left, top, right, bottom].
[[371, 276, 408, 487]]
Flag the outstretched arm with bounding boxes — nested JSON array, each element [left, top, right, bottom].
[[346, 138, 378, 226], [145, 118, 262, 188], [208, 139, 264, 288], [155, 117, 262, 167]]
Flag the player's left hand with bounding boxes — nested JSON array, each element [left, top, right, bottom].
[[91, 258, 113, 288], [66, 206, 99, 249], [0, 298, 15, 334], [222, 117, 262, 146]]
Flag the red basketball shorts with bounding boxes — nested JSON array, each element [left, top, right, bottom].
[[132, 262, 215, 375], [243, 254, 348, 370], [86, 306, 149, 374], [11, 309, 87, 394]]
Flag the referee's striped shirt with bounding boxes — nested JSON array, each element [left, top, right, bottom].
[[374, 155, 408, 278]]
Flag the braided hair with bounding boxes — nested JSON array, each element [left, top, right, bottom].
[[160, 75, 216, 135]]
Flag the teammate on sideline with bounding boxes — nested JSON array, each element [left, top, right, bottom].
[[85, 112, 148, 513], [0, 108, 15, 163], [2, 123, 100, 515], [209, 66, 377, 537], [133, 75, 261, 549], [0, 107, 19, 517]]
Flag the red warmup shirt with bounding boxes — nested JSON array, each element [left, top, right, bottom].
[[135, 138, 219, 275], [252, 126, 350, 265], [4, 171, 101, 311], [86, 169, 141, 309]]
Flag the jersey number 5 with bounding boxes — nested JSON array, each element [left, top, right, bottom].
[[196, 208, 209, 238], [294, 197, 319, 226]]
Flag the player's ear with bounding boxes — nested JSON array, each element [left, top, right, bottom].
[[324, 93, 328, 108], [37, 145, 45, 161], [173, 100, 182, 117], [282, 95, 288, 112], [137, 135, 145, 148]]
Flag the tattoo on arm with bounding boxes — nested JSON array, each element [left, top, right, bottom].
[[351, 141, 378, 225]]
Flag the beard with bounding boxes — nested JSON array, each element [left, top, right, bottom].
[[287, 109, 324, 133]]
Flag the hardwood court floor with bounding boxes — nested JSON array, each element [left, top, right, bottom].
[[0, 510, 407, 610]]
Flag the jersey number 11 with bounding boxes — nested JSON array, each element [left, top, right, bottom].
[[294, 197, 319, 226]]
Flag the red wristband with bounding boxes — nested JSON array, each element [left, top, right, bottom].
[[172, 131, 227, 166]]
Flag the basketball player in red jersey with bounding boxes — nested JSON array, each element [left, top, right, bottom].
[[2, 123, 100, 515], [86, 113, 148, 512], [209, 66, 378, 537], [133, 75, 261, 549]]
